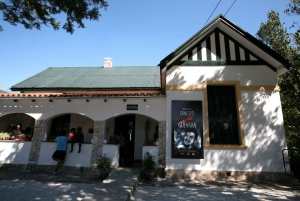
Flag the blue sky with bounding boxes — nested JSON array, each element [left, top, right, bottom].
[[0, 0, 298, 91]]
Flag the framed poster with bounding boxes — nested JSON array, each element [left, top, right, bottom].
[[171, 100, 204, 159]]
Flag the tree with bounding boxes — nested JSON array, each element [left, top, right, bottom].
[[0, 0, 108, 34], [256, 11, 300, 149], [285, 0, 300, 52], [285, 0, 300, 15]]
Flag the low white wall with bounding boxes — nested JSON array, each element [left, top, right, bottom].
[[0, 141, 31, 164], [37, 142, 92, 167], [102, 144, 119, 168]]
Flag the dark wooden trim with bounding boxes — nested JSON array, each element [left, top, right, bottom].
[[215, 30, 221, 61], [206, 36, 212, 61], [188, 51, 193, 60], [224, 35, 231, 61], [197, 43, 202, 61], [234, 41, 240, 61]]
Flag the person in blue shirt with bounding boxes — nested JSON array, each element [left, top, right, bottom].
[[52, 130, 71, 175]]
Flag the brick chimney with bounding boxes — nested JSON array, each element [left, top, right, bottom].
[[104, 58, 113, 68]]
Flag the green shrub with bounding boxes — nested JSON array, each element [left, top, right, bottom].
[[142, 152, 156, 168], [97, 154, 112, 169]]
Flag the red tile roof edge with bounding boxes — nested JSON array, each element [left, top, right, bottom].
[[0, 92, 166, 98]]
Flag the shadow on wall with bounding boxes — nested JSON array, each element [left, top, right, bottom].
[[203, 90, 285, 172], [166, 67, 187, 86], [168, 67, 286, 172], [0, 142, 31, 163]]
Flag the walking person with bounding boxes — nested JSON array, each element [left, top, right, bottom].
[[52, 131, 71, 175], [118, 132, 126, 166]]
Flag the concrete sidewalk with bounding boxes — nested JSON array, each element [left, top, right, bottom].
[[1, 169, 300, 200], [0, 167, 141, 201]]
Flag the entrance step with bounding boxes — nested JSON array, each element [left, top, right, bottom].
[[83, 167, 141, 201]]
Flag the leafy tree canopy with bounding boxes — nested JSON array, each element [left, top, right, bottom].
[[256, 10, 300, 149], [285, 0, 300, 15], [0, 0, 108, 34], [285, 0, 300, 51]]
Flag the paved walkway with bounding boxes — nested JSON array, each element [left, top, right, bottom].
[[0, 167, 140, 201], [0, 169, 300, 201], [132, 177, 300, 201]]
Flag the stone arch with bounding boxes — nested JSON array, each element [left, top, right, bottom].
[[45, 112, 94, 143], [104, 113, 165, 164], [0, 112, 36, 133]]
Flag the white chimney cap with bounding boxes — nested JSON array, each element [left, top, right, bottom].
[[104, 58, 113, 68]]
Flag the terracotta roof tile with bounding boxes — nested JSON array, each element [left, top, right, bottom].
[[0, 91, 165, 99]]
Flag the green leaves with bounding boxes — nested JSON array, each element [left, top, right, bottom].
[[285, 0, 300, 15], [0, 0, 108, 34], [256, 7, 300, 149], [97, 154, 111, 169], [142, 152, 156, 168]]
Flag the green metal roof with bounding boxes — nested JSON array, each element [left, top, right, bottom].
[[11, 66, 161, 91]]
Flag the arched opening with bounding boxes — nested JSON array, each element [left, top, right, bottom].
[[105, 113, 158, 166], [0, 113, 35, 134], [46, 113, 94, 143]]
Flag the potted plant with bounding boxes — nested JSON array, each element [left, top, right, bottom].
[[97, 154, 112, 179], [47, 135, 56, 142], [145, 138, 155, 146], [17, 134, 29, 141], [0, 132, 11, 140], [142, 152, 156, 181], [109, 135, 118, 144]]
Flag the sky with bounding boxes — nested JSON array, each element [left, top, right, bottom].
[[0, 0, 298, 91]]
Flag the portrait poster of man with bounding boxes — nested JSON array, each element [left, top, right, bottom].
[[172, 100, 204, 159]]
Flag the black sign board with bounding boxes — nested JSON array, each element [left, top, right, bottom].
[[127, 104, 138, 110], [171, 100, 204, 159]]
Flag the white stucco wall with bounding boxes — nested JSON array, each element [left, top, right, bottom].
[[104, 118, 115, 141], [134, 115, 158, 160], [165, 65, 287, 172], [102, 144, 119, 168], [0, 97, 165, 166], [37, 142, 92, 167], [0, 97, 166, 121], [166, 65, 278, 86], [0, 141, 32, 164]]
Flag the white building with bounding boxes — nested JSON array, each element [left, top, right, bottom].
[[0, 15, 291, 181]]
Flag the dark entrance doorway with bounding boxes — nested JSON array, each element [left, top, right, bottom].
[[114, 114, 135, 166]]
